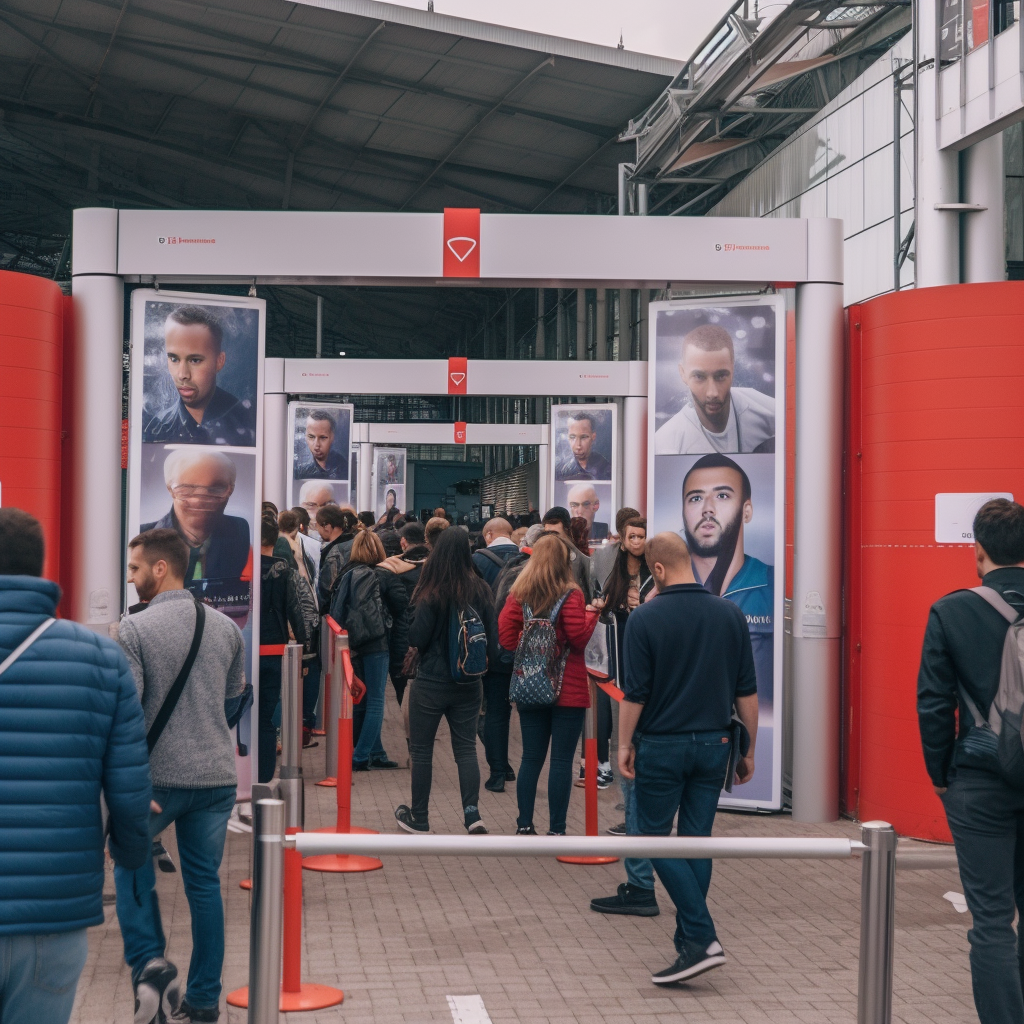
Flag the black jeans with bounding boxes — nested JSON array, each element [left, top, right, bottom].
[[302, 654, 320, 729], [257, 656, 281, 784], [482, 671, 513, 775], [408, 675, 482, 824], [941, 767, 1024, 1023], [595, 686, 612, 764], [517, 705, 585, 833]]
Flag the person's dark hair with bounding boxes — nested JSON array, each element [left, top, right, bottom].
[[603, 517, 648, 613], [0, 508, 45, 576], [261, 517, 280, 548], [614, 506, 641, 536], [167, 305, 224, 351], [379, 529, 402, 557], [567, 412, 595, 432], [357, 511, 376, 529], [290, 506, 311, 531], [470, 532, 487, 553], [412, 523, 491, 613], [128, 527, 189, 580], [262, 501, 279, 517], [682, 453, 752, 503], [306, 409, 336, 431], [542, 506, 571, 532], [400, 521, 425, 546], [974, 499, 1024, 566], [569, 516, 590, 552], [278, 510, 299, 534], [316, 505, 352, 531]]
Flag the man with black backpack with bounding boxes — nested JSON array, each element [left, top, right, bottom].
[[472, 517, 519, 585], [918, 498, 1024, 1024], [117, 528, 249, 1024]]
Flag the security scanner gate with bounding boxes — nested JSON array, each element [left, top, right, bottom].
[[70, 207, 843, 822]]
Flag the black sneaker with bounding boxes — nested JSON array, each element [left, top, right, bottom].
[[369, 756, 399, 769], [597, 767, 613, 789], [466, 817, 488, 835], [152, 840, 176, 873], [651, 941, 726, 984], [169, 999, 219, 1022], [606, 821, 626, 836], [352, 760, 370, 772], [515, 824, 537, 835], [546, 830, 566, 836], [504, 768, 516, 782], [133, 957, 180, 1023], [484, 772, 505, 793], [395, 805, 430, 833], [590, 882, 660, 917], [574, 765, 586, 788]]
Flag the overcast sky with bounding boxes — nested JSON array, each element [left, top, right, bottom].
[[393, 1, 736, 59]]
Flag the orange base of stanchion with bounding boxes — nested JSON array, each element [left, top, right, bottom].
[[316, 777, 337, 788], [556, 855, 619, 865], [226, 983, 344, 1011], [303, 825, 382, 873], [239, 878, 252, 890], [311, 728, 326, 735]]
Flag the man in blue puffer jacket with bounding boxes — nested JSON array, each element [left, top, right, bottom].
[[0, 508, 152, 1023]]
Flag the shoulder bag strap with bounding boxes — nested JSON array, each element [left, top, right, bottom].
[[147, 599, 206, 753], [0, 618, 56, 677]]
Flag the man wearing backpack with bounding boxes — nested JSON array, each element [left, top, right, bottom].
[[472, 517, 519, 586], [917, 498, 1024, 1024], [117, 528, 249, 1024]]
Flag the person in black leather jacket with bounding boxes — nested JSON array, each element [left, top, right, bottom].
[[395, 527, 498, 836]]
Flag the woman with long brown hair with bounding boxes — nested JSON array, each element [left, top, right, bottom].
[[498, 533, 598, 835]]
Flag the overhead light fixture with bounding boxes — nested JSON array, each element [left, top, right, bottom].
[[338, 350, 346, 356]]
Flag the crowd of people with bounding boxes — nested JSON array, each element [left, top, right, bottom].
[[10, 489, 1022, 1022]]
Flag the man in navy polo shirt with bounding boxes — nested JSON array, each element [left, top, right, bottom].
[[619, 532, 759, 985]]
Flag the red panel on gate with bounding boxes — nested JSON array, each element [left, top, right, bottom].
[[453, 421, 467, 445], [447, 356, 468, 394], [443, 208, 480, 278]]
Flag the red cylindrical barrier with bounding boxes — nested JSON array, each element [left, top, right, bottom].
[[559, 679, 618, 866], [282, 833, 303, 993]]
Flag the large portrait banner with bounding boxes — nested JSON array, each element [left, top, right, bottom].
[[549, 403, 618, 545], [287, 401, 353, 519], [373, 447, 406, 524], [128, 290, 265, 797], [648, 296, 785, 810]]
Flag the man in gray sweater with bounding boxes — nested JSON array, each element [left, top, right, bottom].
[[116, 528, 247, 1024]]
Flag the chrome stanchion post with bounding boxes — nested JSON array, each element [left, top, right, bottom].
[[247, 798, 285, 1024], [278, 642, 305, 832], [857, 821, 897, 1024]]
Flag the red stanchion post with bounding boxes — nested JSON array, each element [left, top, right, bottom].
[[559, 678, 618, 866], [304, 629, 383, 874]]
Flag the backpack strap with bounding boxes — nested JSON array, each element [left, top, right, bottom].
[[972, 586, 1021, 624], [477, 548, 507, 569], [0, 618, 56, 676], [549, 591, 571, 623], [147, 599, 206, 754]]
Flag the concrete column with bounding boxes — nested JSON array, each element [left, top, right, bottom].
[[358, 441, 373, 513], [963, 132, 1006, 282], [791, 280, 844, 823], [537, 433, 550, 514], [639, 290, 650, 361], [535, 289, 546, 358], [576, 287, 587, 359], [622, 396, 647, 517], [70, 208, 123, 630], [595, 290, 608, 360], [262, 393, 288, 512]]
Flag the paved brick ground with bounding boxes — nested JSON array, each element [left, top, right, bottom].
[[72, 688, 975, 1024]]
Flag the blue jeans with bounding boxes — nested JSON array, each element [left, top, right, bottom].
[[634, 730, 731, 952], [620, 774, 655, 890], [0, 930, 87, 1024], [115, 785, 236, 1011], [303, 654, 321, 729], [941, 767, 1024, 1023], [517, 706, 585, 834], [351, 651, 389, 765]]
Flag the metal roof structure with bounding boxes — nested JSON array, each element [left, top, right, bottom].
[[619, 0, 911, 216], [0, 0, 681, 277]]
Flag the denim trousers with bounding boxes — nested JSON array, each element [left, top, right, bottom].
[[620, 774, 655, 890], [482, 671, 513, 775], [258, 655, 281, 783], [115, 785, 236, 1011], [634, 730, 731, 952], [408, 675, 482, 823], [517, 705, 585, 834], [595, 686, 612, 764], [940, 767, 1024, 1023], [351, 651, 390, 765], [0, 929, 88, 1024], [302, 654, 321, 729]]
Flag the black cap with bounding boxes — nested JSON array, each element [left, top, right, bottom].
[[542, 506, 571, 531]]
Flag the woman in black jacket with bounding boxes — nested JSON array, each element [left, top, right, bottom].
[[395, 527, 498, 835], [334, 531, 408, 770]]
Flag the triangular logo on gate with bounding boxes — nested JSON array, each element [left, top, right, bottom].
[[446, 237, 477, 263], [450, 373, 466, 386]]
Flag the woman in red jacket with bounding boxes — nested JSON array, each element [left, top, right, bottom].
[[498, 533, 598, 835]]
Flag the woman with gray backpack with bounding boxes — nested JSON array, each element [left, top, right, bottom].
[[395, 526, 499, 835], [498, 533, 599, 836]]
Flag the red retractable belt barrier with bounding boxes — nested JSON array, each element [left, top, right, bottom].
[[558, 677, 618, 867], [304, 618, 382, 874]]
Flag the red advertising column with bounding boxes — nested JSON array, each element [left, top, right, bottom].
[[0, 271, 64, 582]]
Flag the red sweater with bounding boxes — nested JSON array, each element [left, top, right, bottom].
[[498, 588, 598, 707]]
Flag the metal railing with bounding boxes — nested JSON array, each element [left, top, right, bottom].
[[241, 808, 951, 1024]]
